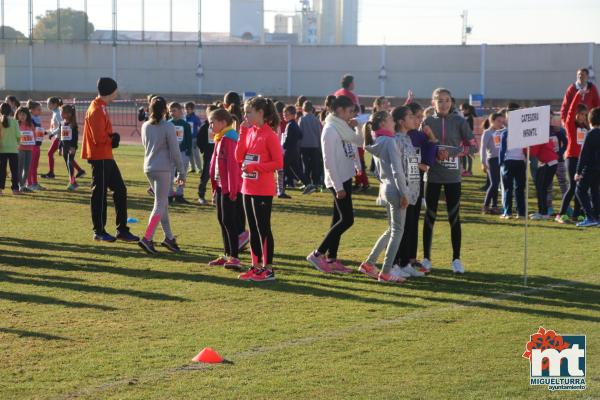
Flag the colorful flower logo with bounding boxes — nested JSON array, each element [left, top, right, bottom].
[[523, 327, 570, 370]]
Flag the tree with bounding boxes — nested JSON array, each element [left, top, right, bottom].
[[32, 8, 94, 40], [0, 26, 26, 39]]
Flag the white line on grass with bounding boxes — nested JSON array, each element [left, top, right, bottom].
[[59, 280, 584, 400]]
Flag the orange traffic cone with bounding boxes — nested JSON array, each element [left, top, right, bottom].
[[191, 347, 224, 364]]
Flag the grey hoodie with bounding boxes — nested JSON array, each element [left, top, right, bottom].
[[366, 134, 410, 208], [422, 113, 476, 184]]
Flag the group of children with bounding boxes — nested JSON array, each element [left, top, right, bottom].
[[478, 68, 600, 227], [0, 95, 86, 195]]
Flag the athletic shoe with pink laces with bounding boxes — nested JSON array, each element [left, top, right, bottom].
[[238, 266, 261, 281], [250, 268, 275, 282], [224, 257, 243, 271], [208, 256, 227, 266], [306, 251, 334, 273], [358, 262, 380, 279], [329, 259, 352, 274]]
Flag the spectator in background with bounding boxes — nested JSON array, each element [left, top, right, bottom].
[[560, 68, 599, 127], [299, 101, 322, 188]]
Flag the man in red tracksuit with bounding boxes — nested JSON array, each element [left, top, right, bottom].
[[560, 68, 599, 126]]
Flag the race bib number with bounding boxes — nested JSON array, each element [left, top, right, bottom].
[[61, 126, 72, 141], [493, 132, 502, 148], [20, 130, 35, 146], [577, 128, 587, 145], [35, 127, 45, 142], [439, 156, 459, 170], [408, 154, 420, 184], [242, 154, 259, 180], [342, 141, 355, 159], [175, 125, 184, 142]]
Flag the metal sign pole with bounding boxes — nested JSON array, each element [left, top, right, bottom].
[[524, 146, 530, 286]]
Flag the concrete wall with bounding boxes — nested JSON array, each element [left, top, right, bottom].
[[0, 41, 597, 100]]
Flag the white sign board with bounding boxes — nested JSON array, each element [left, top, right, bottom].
[[507, 105, 550, 150]]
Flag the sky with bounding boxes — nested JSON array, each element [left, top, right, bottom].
[[3, 0, 600, 45]]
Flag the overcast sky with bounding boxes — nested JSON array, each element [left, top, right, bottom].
[[4, 0, 599, 45]]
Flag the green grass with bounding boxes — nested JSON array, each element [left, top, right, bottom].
[[0, 144, 598, 400]]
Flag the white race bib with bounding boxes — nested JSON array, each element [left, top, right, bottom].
[[577, 128, 587, 145], [20, 130, 35, 146], [208, 127, 215, 144], [550, 136, 559, 153], [61, 126, 72, 141], [35, 127, 45, 142], [242, 154, 259, 180], [408, 154, 421, 184], [439, 156, 459, 170], [175, 125, 184, 142]]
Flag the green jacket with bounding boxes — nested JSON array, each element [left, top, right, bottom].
[[169, 118, 192, 157], [0, 118, 21, 154]]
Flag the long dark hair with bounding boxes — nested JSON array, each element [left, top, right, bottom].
[[363, 111, 389, 146], [246, 97, 280, 132], [391, 106, 411, 132], [15, 106, 33, 127], [224, 91, 243, 127], [0, 102, 11, 129], [149, 96, 167, 125], [60, 104, 78, 131]]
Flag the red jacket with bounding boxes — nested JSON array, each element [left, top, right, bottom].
[[334, 88, 359, 106], [210, 129, 241, 199], [560, 82, 599, 125], [235, 123, 283, 196], [564, 93, 589, 159], [530, 141, 558, 165]]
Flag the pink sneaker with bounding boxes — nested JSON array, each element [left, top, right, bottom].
[[329, 259, 352, 274], [239, 266, 261, 281], [378, 272, 406, 284], [238, 231, 250, 251], [224, 257, 243, 271], [358, 262, 380, 279], [208, 256, 227, 266], [306, 252, 333, 273]]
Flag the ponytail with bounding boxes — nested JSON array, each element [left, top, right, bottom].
[[246, 96, 280, 132], [391, 106, 410, 132], [0, 102, 10, 129], [363, 121, 374, 146], [149, 96, 167, 125]]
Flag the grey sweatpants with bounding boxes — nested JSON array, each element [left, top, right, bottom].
[[547, 161, 567, 210], [18, 150, 32, 189], [146, 171, 174, 240], [172, 152, 190, 197], [366, 202, 407, 274]]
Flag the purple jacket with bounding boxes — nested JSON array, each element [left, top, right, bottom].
[[408, 129, 436, 166]]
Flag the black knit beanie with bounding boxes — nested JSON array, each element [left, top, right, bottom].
[[97, 77, 118, 96]]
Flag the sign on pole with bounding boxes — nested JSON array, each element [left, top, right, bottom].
[[507, 105, 551, 286]]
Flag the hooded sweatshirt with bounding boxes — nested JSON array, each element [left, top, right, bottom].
[[321, 114, 363, 192], [366, 129, 411, 208], [395, 131, 420, 205], [298, 113, 322, 149], [141, 119, 185, 180], [422, 112, 476, 184]]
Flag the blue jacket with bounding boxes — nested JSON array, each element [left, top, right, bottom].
[[186, 113, 202, 139]]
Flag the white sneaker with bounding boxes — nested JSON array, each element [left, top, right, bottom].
[[391, 264, 411, 279], [451, 259, 465, 274], [400, 265, 425, 278], [421, 258, 433, 273]]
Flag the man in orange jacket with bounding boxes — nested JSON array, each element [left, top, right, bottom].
[[82, 77, 138, 242]]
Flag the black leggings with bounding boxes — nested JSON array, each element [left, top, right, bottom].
[[0, 153, 19, 190], [317, 179, 354, 260], [397, 176, 424, 266], [559, 157, 582, 217], [535, 164, 557, 215], [301, 147, 320, 185], [243, 194, 274, 267], [62, 145, 76, 180], [216, 188, 240, 258], [484, 157, 500, 208], [284, 151, 308, 187], [423, 182, 461, 261]]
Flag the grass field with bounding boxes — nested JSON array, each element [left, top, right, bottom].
[[0, 143, 598, 400]]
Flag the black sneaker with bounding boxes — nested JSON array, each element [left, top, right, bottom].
[[76, 169, 86, 179], [93, 232, 117, 242], [41, 172, 55, 179], [174, 195, 189, 204], [116, 230, 140, 242], [302, 184, 317, 195], [161, 237, 181, 253], [138, 237, 158, 254], [278, 193, 292, 199]]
